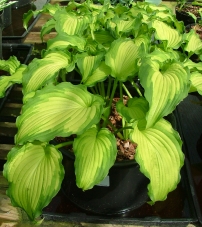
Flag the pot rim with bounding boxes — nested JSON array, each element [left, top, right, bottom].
[[52, 140, 138, 167]]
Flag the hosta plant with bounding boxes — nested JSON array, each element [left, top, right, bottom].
[[1, 0, 202, 222]]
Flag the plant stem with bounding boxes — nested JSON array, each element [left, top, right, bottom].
[[109, 78, 118, 107], [106, 76, 112, 104], [115, 126, 133, 135], [94, 84, 99, 94], [119, 82, 123, 101], [122, 83, 133, 98], [103, 78, 118, 128], [98, 82, 102, 95], [101, 81, 105, 98], [131, 81, 143, 97], [102, 116, 124, 140], [90, 87, 96, 94], [55, 141, 74, 149]]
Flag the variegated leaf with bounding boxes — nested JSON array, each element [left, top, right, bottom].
[[3, 141, 64, 221], [0, 65, 26, 98], [116, 97, 149, 122], [151, 20, 182, 49], [16, 82, 104, 144], [22, 50, 73, 94], [190, 71, 202, 95], [130, 118, 184, 202], [74, 127, 117, 190], [105, 38, 145, 81], [139, 59, 190, 128]]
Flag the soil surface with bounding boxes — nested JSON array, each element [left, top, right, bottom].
[[176, 4, 201, 18], [110, 96, 137, 161], [56, 96, 137, 161], [191, 24, 202, 39]]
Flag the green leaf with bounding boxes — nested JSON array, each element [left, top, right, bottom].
[[190, 71, 202, 95], [15, 82, 104, 144], [23, 9, 41, 30], [76, 53, 110, 86], [76, 53, 103, 82], [139, 59, 190, 128], [183, 29, 202, 56], [94, 30, 115, 47], [147, 47, 179, 62], [23, 3, 60, 30], [40, 18, 56, 41], [47, 34, 86, 52], [130, 118, 184, 203], [113, 16, 142, 36], [22, 50, 73, 94], [0, 65, 26, 98], [105, 38, 144, 81], [54, 10, 91, 36], [183, 59, 202, 71], [74, 127, 117, 190], [3, 141, 64, 221], [116, 97, 149, 122], [0, 56, 21, 74], [187, 12, 197, 23], [150, 20, 182, 49], [84, 62, 111, 86]]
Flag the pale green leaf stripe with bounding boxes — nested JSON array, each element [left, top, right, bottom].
[[105, 38, 143, 81], [76, 54, 108, 85], [116, 97, 149, 122], [0, 65, 26, 98], [183, 59, 202, 71], [47, 34, 86, 51], [3, 142, 64, 220], [94, 31, 114, 45], [131, 119, 184, 202], [0, 56, 21, 74], [15, 82, 104, 144], [151, 20, 182, 49], [77, 55, 103, 84], [40, 18, 56, 40], [84, 62, 110, 86], [139, 60, 190, 128], [116, 19, 137, 34], [74, 127, 117, 190], [190, 71, 202, 95], [147, 48, 179, 62], [184, 29, 202, 54], [22, 51, 71, 94], [54, 11, 91, 35]]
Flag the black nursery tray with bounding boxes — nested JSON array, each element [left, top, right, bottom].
[[2, 0, 49, 43], [0, 43, 33, 171], [0, 43, 33, 128], [41, 161, 198, 226], [176, 94, 202, 225], [0, 57, 200, 225], [0, 87, 199, 226]]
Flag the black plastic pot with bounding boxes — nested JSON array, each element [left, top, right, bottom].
[[11, 0, 32, 9], [56, 113, 178, 216], [175, 3, 201, 26], [176, 93, 202, 225], [0, 11, 3, 59], [3, 5, 12, 28], [61, 148, 149, 216], [2, 0, 49, 43]]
